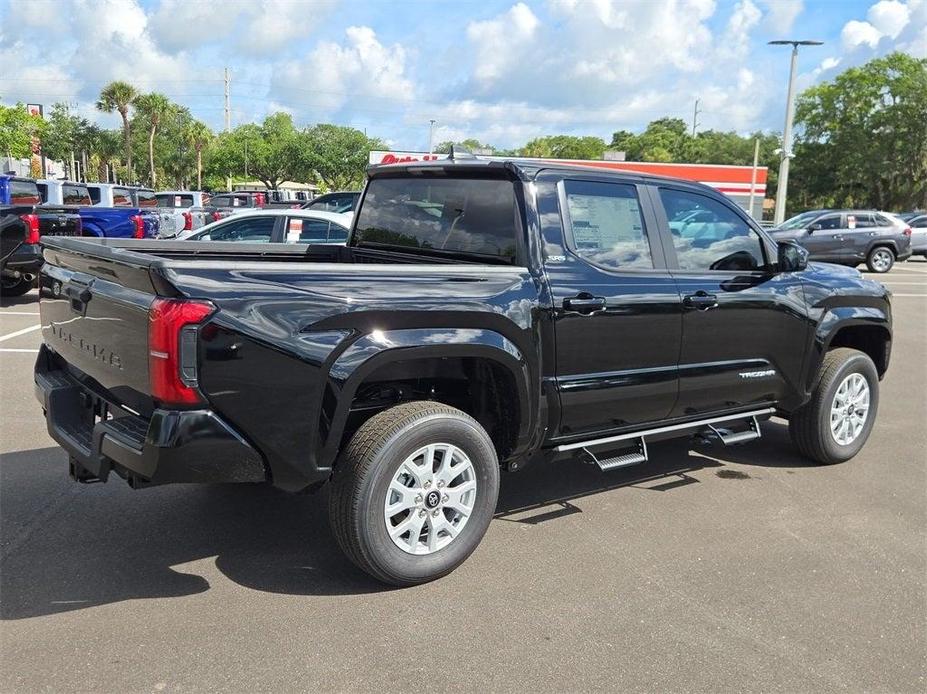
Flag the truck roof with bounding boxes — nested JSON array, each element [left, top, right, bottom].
[[367, 154, 697, 189]]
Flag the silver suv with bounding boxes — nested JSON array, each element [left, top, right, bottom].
[[772, 209, 913, 273]]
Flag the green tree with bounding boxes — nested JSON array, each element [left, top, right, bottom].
[[206, 114, 301, 190], [133, 92, 173, 187], [794, 51, 927, 210], [0, 102, 46, 159], [433, 138, 492, 154], [184, 119, 212, 190], [521, 135, 607, 159], [299, 123, 386, 190], [96, 81, 138, 182]]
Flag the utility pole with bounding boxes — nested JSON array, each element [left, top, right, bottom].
[[769, 39, 823, 225], [428, 119, 436, 154], [748, 138, 760, 220], [691, 98, 701, 138], [224, 67, 231, 189], [224, 67, 231, 133]]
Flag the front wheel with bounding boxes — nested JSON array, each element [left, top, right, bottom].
[[329, 401, 500, 586], [866, 246, 895, 273], [789, 348, 879, 464]]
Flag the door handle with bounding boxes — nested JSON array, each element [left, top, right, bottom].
[[683, 291, 718, 311], [833, 235, 844, 241], [563, 294, 606, 314]]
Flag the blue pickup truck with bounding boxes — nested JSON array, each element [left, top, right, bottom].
[[38, 180, 160, 238]]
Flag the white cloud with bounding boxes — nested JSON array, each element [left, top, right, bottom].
[[867, 0, 911, 37], [269, 26, 414, 121], [466, 3, 540, 83], [841, 19, 885, 49], [761, 0, 804, 33]]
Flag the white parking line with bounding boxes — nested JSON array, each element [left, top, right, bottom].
[[0, 348, 39, 353], [0, 325, 41, 342], [0, 311, 40, 316], [891, 294, 927, 297]]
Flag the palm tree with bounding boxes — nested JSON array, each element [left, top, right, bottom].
[[96, 81, 137, 182], [184, 119, 212, 190], [133, 92, 172, 187]]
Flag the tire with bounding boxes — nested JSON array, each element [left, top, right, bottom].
[[0, 276, 33, 297], [866, 246, 895, 273], [789, 348, 879, 465], [329, 401, 500, 586]]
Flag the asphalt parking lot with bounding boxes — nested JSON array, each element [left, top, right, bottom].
[[1, 262, 925, 693]]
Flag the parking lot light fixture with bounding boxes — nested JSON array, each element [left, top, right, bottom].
[[769, 39, 823, 226]]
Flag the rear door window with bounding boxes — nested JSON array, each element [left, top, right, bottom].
[[198, 216, 276, 242], [134, 189, 158, 207], [354, 176, 519, 261], [113, 188, 132, 206], [562, 180, 653, 270], [10, 179, 40, 204], [62, 184, 91, 205], [328, 223, 349, 242]]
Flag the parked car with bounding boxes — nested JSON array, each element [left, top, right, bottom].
[[154, 190, 213, 237], [906, 214, 927, 257], [177, 209, 352, 243], [35, 156, 893, 585], [770, 209, 912, 272], [1, 175, 83, 296], [304, 191, 360, 213]]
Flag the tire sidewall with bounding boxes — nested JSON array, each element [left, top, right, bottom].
[[816, 353, 879, 462], [356, 413, 500, 584], [868, 247, 894, 273]]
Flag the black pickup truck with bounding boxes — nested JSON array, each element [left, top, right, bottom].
[[34, 154, 892, 585], [1, 175, 83, 296]]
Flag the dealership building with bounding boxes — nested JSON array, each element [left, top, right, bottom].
[[369, 151, 768, 220]]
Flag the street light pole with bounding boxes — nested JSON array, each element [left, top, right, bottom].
[[769, 39, 822, 226], [428, 119, 436, 154]]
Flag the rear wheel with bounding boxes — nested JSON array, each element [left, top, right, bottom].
[[329, 401, 500, 586], [789, 348, 879, 464], [0, 276, 32, 297], [866, 246, 895, 273]]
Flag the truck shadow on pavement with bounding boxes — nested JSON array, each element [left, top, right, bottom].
[[0, 421, 813, 618]]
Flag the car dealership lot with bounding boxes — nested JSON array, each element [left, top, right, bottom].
[[1, 265, 925, 692]]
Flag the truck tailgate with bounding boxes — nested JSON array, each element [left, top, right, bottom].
[[40, 242, 160, 415]]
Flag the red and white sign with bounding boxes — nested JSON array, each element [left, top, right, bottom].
[[368, 150, 767, 198]]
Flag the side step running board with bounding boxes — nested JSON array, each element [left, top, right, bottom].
[[583, 438, 648, 472], [554, 407, 775, 453], [707, 416, 762, 446]]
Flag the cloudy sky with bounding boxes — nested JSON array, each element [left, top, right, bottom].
[[0, 0, 923, 150]]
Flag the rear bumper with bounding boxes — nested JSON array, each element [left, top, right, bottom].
[[1, 243, 42, 275], [34, 346, 267, 487]]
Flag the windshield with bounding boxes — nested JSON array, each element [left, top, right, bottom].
[[353, 176, 519, 262], [777, 211, 820, 230]]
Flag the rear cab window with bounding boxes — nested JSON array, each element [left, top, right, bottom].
[[353, 175, 519, 263], [88, 187, 102, 204]]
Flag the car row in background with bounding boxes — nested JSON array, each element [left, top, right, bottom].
[[770, 209, 918, 272]]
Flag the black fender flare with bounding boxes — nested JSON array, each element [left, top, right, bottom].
[[805, 303, 892, 393], [317, 327, 535, 470]]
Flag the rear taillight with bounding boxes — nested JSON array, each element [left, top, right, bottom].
[[212, 211, 222, 222], [903, 227, 912, 236], [148, 298, 215, 406], [182, 211, 193, 230], [255, 193, 265, 207], [20, 214, 40, 244], [131, 214, 145, 239]]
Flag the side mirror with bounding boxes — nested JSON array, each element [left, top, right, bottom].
[[808, 222, 823, 232], [777, 241, 809, 273]]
